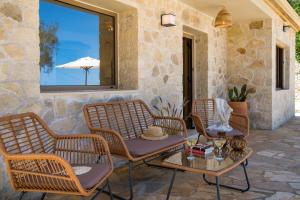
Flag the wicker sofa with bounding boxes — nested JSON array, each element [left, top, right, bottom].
[[83, 99, 187, 199]]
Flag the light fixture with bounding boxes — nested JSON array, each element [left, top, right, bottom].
[[105, 21, 114, 32], [161, 13, 176, 27], [283, 25, 290, 32], [214, 7, 232, 28]]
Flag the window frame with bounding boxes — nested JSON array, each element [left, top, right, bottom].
[[276, 45, 284, 90], [40, 0, 118, 92]]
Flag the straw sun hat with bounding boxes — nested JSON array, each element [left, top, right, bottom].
[[141, 126, 168, 140]]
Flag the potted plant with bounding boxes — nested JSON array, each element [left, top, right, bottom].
[[228, 84, 255, 115]]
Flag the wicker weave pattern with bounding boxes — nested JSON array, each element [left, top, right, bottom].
[[84, 99, 187, 161], [192, 99, 215, 129], [85, 100, 154, 140], [192, 99, 249, 140], [0, 114, 55, 155], [0, 112, 113, 196]]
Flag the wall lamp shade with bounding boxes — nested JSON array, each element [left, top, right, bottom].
[[283, 25, 290, 32], [161, 13, 176, 27], [214, 8, 233, 28]]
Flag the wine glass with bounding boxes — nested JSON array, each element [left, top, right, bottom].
[[187, 136, 197, 161], [213, 138, 226, 161]]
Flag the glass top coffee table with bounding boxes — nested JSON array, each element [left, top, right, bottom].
[[150, 147, 253, 200]]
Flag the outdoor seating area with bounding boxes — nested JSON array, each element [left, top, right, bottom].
[[0, 99, 254, 200], [1, 0, 300, 199], [3, 116, 300, 200]]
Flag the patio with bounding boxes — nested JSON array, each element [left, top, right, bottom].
[[20, 116, 300, 200], [1, 0, 300, 199]]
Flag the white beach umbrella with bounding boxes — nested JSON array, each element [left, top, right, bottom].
[[56, 57, 100, 85]]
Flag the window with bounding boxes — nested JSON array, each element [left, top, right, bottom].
[[276, 46, 284, 90], [39, 0, 116, 91]]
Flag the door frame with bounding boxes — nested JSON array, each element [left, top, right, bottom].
[[183, 33, 196, 128], [183, 32, 196, 100]]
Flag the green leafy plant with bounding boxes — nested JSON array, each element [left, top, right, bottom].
[[228, 84, 255, 102]]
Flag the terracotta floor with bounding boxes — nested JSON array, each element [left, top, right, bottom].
[[25, 117, 300, 200]]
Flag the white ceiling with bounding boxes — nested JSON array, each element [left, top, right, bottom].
[[180, 0, 270, 22], [74, 0, 135, 12]]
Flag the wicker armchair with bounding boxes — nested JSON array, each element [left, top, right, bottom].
[[0, 112, 114, 200], [192, 99, 249, 141], [83, 99, 187, 199]]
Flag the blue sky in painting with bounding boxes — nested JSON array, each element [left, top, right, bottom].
[[39, 0, 100, 85]]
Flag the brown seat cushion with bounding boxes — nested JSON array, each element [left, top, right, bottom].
[[206, 128, 244, 138], [124, 135, 185, 157], [74, 164, 110, 189]]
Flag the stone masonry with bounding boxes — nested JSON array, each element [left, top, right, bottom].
[[0, 0, 297, 198], [227, 19, 273, 129], [227, 16, 296, 129]]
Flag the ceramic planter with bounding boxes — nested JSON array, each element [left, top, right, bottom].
[[228, 101, 248, 115]]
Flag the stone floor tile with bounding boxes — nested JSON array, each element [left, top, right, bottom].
[[21, 117, 300, 200], [265, 192, 298, 200]]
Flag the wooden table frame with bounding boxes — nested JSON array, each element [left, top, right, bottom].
[[162, 150, 253, 200]]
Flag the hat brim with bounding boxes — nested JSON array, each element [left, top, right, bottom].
[[141, 134, 168, 140]]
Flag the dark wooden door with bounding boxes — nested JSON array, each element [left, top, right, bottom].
[[183, 37, 193, 129]]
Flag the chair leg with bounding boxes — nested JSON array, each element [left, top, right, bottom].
[[107, 179, 114, 200], [91, 187, 104, 200], [18, 192, 26, 200], [202, 162, 250, 192], [103, 161, 133, 200], [92, 180, 114, 200], [128, 161, 133, 200], [166, 169, 177, 200], [216, 176, 221, 200], [40, 193, 47, 200]]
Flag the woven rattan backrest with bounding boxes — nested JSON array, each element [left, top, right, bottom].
[[84, 100, 155, 140], [192, 99, 215, 128], [0, 113, 55, 155]]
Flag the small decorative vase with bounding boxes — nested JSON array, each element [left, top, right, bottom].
[[222, 146, 230, 157], [230, 135, 247, 151], [229, 149, 246, 162]]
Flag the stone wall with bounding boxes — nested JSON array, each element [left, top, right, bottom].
[[137, 0, 228, 106], [0, 0, 228, 197], [227, 16, 296, 129], [227, 19, 273, 129], [118, 8, 138, 90], [271, 16, 296, 129], [295, 62, 300, 114], [0, 1, 40, 197]]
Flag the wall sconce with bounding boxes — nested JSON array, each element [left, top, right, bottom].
[[214, 7, 232, 28], [283, 25, 290, 32], [161, 13, 176, 27]]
